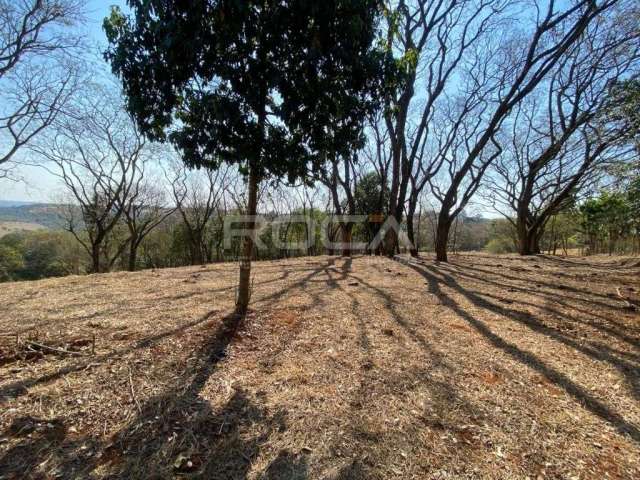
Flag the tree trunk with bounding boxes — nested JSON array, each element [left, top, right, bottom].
[[517, 230, 541, 256], [193, 243, 205, 265], [236, 164, 259, 315], [128, 236, 138, 272], [434, 217, 451, 262], [327, 224, 339, 256], [517, 217, 542, 256], [341, 222, 354, 257], [382, 225, 398, 257], [406, 197, 418, 257], [382, 206, 404, 257], [305, 221, 312, 257], [215, 233, 223, 262], [91, 244, 101, 274], [187, 231, 205, 266]]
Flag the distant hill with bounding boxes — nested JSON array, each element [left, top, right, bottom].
[[0, 200, 37, 208], [0, 203, 64, 229]]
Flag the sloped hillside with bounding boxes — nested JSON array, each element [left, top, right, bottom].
[[0, 204, 63, 230], [0, 254, 639, 479], [0, 222, 45, 238]]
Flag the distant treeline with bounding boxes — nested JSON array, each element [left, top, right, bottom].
[[486, 184, 640, 257], [2, 180, 639, 283], [0, 205, 492, 282]]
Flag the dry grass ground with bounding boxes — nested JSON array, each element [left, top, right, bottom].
[[0, 253, 639, 479]]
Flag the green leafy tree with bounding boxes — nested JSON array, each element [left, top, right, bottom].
[[485, 219, 518, 254], [580, 192, 632, 255], [580, 198, 605, 253], [0, 230, 83, 281], [104, 1, 388, 314], [353, 171, 389, 251], [21, 234, 64, 279], [541, 210, 581, 255], [354, 171, 389, 215], [0, 244, 24, 282]]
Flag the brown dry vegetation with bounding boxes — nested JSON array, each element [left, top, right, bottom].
[[0, 222, 45, 238], [0, 253, 639, 479]]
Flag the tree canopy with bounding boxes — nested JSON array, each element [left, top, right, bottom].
[[104, 0, 390, 182], [104, 0, 392, 313]]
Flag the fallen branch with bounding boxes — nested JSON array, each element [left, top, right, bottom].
[[25, 341, 87, 357], [616, 288, 638, 311], [128, 364, 143, 414]]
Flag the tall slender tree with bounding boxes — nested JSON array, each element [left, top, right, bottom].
[[380, 0, 507, 256], [104, 1, 388, 314]]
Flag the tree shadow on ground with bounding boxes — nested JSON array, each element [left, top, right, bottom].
[[255, 258, 339, 309], [534, 254, 640, 271], [401, 258, 640, 444], [427, 260, 640, 400], [259, 450, 308, 480], [0, 312, 220, 404], [344, 268, 451, 370], [450, 259, 618, 304], [441, 260, 640, 348], [0, 260, 342, 407], [322, 257, 492, 479], [0, 259, 348, 478], [0, 310, 308, 479]]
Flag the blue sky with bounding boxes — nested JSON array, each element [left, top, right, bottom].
[[0, 1, 127, 203], [0, 2, 499, 217]]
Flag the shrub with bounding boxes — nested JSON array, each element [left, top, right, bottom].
[[485, 238, 517, 254], [0, 230, 84, 281], [0, 244, 24, 282]]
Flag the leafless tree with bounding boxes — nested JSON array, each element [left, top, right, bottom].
[[0, 0, 84, 177], [380, 0, 507, 255], [319, 152, 365, 256], [485, 6, 640, 254], [168, 163, 230, 265], [0, 0, 83, 76], [362, 111, 392, 195], [119, 168, 176, 271], [427, 0, 622, 262], [35, 86, 146, 273]]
